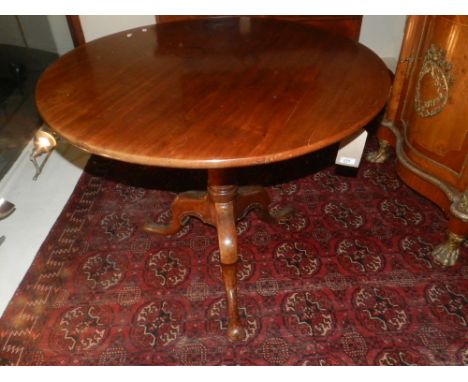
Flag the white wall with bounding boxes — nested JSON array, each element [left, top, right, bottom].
[[0, 16, 25, 47], [79, 15, 155, 42], [359, 15, 407, 71], [0, 15, 74, 55], [47, 15, 74, 55], [16, 15, 56, 53]]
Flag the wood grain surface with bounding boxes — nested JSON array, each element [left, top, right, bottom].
[[36, 17, 390, 169]]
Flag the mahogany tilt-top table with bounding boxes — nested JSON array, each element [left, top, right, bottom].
[[36, 17, 390, 341]]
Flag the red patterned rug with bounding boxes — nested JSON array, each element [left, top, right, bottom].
[[0, 136, 467, 365]]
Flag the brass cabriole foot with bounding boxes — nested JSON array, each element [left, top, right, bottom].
[[367, 139, 391, 164], [432, 232, 465, 267]]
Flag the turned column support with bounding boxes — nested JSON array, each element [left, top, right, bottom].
[[208, 172, 246, 341], [144, 168, 292, 340]]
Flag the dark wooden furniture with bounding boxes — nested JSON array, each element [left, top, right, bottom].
[[156, 16, 363, 41], [36, 17, 390, 340], [66, 16, 86, 47], [66, 16, 363, 49], [368, 16, 468, 266]]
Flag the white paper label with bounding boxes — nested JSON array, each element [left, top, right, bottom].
[[335, 129, 368, 168], [338, 157, 356, 166]]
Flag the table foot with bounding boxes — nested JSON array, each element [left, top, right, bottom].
[[367, 139, 391, 164], [220, 262, 246, 341], [237, 185, 294, 223], [432, 231, 464, 267], [144, 191, 213, 235], [144, 169, 291, 340]]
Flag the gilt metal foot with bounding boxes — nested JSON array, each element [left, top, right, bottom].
[[432, 232, 465, 267], [367, 139, 391, 164]]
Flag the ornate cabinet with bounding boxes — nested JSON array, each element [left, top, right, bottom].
[[369, 16, 468, 266]]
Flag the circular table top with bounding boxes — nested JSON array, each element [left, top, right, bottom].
[[36, 17, 391, 169]]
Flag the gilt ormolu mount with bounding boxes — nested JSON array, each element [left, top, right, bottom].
[[368, 16, 468, 266]]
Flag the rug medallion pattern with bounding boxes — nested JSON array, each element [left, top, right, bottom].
[[0, 139, 467, 365]]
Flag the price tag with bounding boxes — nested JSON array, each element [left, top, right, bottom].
[[338, 157, 356, 166], [335, 129, 368, 168]]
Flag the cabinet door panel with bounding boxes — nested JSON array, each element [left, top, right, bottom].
[[399, 16, 468, 179]]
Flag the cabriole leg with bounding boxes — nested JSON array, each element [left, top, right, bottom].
[[208, 170, 246, 341]]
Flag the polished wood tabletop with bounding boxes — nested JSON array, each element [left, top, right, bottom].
[[36, 17, 390, 169], [36, 17, 391, 341]]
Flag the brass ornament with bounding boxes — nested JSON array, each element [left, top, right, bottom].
[[414, 44, 454, 118], [450, 190, 468, 222], [366, 139, 390, 164], [458, 191, 468, 213], [381, 120, 467, 267], [382, 120, 468, 224], [432, 231, 465, 267]]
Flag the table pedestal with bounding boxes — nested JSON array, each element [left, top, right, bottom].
[[144, 169, 290, 341]]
